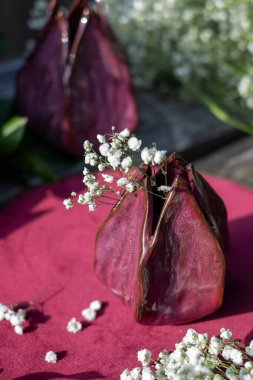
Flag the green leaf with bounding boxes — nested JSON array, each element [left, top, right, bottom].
[[0, 116, 27, 155], [14, 151, 58, 182], [187, 85, 253, 135]]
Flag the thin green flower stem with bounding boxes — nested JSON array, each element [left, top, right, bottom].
[[147, 190, 166, 200], [96, 200, 115, 206], [100, 194, 119, 201]]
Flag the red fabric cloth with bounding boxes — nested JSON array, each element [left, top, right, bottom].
[[0, 174, 253, 380]]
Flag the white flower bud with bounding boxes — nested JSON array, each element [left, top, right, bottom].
[[125, 182, 135, 193], [121, 156, 132, 170], [97, 134, 106, 143], [157, 186, 172, 193], [67, 317, 82, 334], [220, 328, 232, 340], [63, 198, 74, 210], [14, 325, 24, 335], [141, 147, 151, 164], [88, 202, 96, 212], [45, 351, 57, 363], [89, 300, 102, 311], [10, 314, 21, 326], [81, 307, 97, 321], [98, 163, 106, 171], [102, 174, 114, 183], [137, 348, 152, 366], [119, 128, 130, 138], [154, 150, 167, 164], [99, 143, 110, 157], [128, 137, 142, 151], [117, 177, 129, 187]]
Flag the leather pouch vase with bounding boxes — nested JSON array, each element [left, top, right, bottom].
[[95, 153, 229, 324], [15, 0, 138, 155]]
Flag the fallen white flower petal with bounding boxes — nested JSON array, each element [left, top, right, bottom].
[[89, 300, 102, 311], [14, 325, 24, 335], [67, 318, 82, 334], [45, 351, 57, 363], [81, 308, 97, 321]]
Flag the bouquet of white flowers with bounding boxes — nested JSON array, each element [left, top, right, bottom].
[[121, 328, 253, 380]]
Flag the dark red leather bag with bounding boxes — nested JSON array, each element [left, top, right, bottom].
[[16, 0, 138, 154], [95, 153, 228, 324]]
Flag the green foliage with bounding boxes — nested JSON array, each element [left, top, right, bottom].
[[0, 116, 27, 155]]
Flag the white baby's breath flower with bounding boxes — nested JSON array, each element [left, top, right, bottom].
[[141, 366, 155, 380], [98, 163, 106, 171], [67, 317, 82, 334], [141, 147, 151, 164], [157, 185, 172, 193], [14, 325, 24, 335], [154, 150, 167, 164], [81, 308, 97, 321], [83, 174, 96, 185], [137, 349, 152, 366], [120, 369, 132, 380], [213, 375, 224, 380], [0, 304, 8, 313], [119, 128, 131, 138], [130, 367, 141, 380], [230, 348, 243, 366], [89, 300, 102, 311], [85, 152, 98, 166], [108, 154, 121, 169], [10, 314, 21, 327], [125, 182, 135, 193], [121, 156, 133, 171], [186, 346, 204, 365], [97, 134, 106, 143], [71, 192, 76, 197], [63, 198, 74, 210], [83, 167, 89, 175], [246, 341, 253, 356], [4, 309, 15, 321], [45, 351, 57, 363], [0, 304, 8, 321], [102, 174, 114, 183], [117, 177, 129, 187], [88, 202, 96, 212], [225, 365, 238, 380], [222, 345, 232, 361], [128, 136, 142, 151], [17, 309, 26, 323], [83, 140, 93, 151], [209, 336, 222, 356], [220, 328, 232, 340], [183, 328, 198, 345], [99, 143, 110, 157]]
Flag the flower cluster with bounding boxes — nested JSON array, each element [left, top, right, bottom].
[[121, 328, 253, 380], [67, 300, 103, 333], [0, 303, 26, 335], [63, 128, 169, 212], [105, 0, 253, 133]]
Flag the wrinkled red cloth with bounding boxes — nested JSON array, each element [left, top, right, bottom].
[[0, 174, 252, 380]]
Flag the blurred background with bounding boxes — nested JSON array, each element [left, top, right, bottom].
[[0, 0, 252, 205]]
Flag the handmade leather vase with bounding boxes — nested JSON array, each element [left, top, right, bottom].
[[95, 153, 228, 324], [15, 0, 138, 155]]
